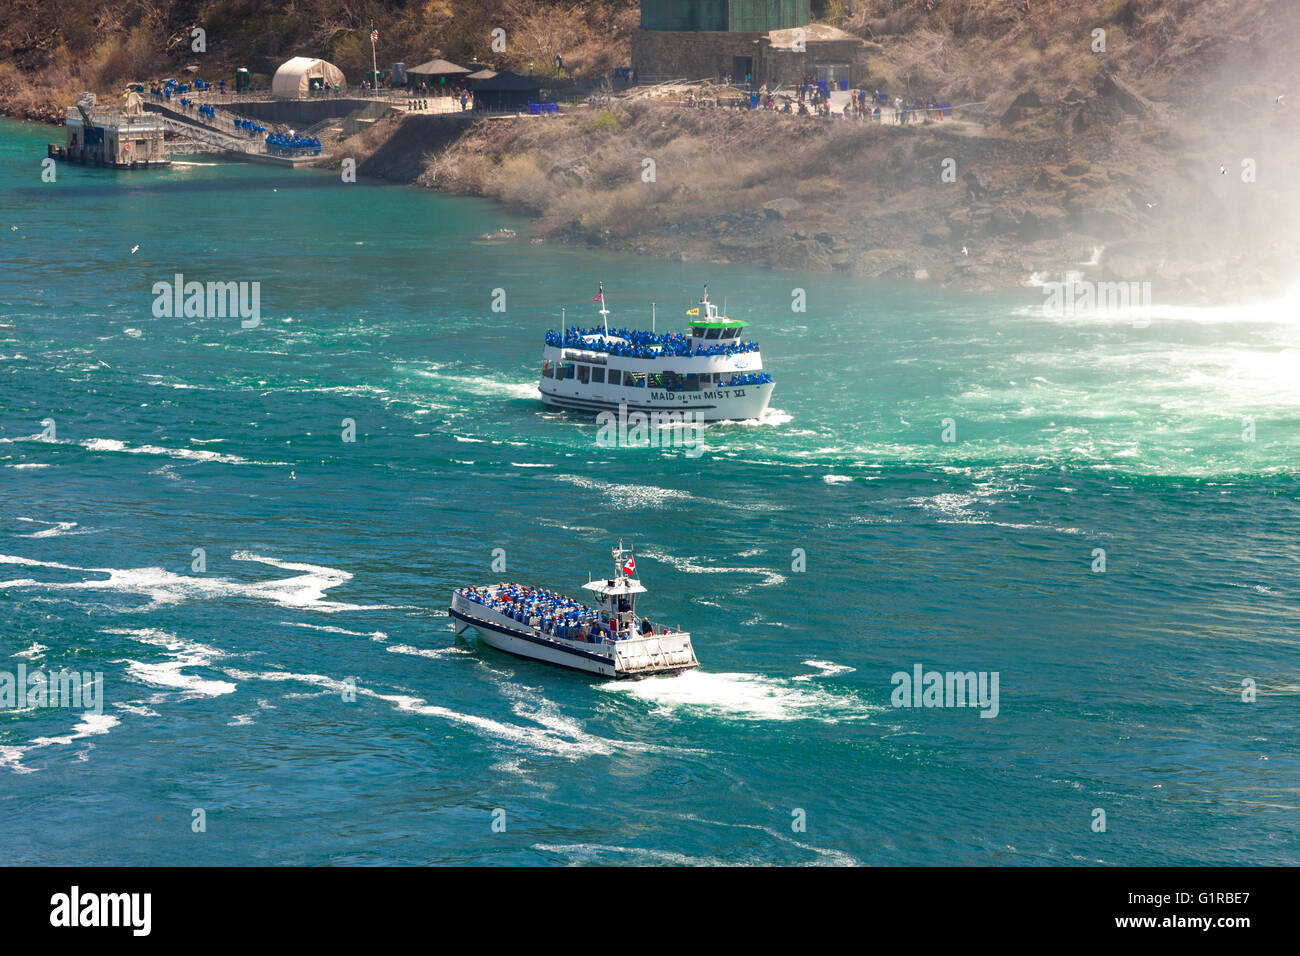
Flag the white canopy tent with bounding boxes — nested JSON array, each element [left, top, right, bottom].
[[271, 57, 346, 97]]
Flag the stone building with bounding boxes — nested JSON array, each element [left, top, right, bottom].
[[632, 1, 870, 87]]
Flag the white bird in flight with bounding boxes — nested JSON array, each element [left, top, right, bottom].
[[961, 245, 969, 256], [130, 245, 139, 254]]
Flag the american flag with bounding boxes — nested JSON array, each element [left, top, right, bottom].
[[370, 29, 378, 43]]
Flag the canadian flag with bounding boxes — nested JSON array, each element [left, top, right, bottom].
[[622, 555, 635, 576]]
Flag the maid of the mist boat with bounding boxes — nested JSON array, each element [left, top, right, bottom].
[[539, 285, 774, 421], [449, 542, 699, 678]]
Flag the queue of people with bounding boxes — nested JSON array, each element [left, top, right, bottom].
[[266, 131, 322, 156]]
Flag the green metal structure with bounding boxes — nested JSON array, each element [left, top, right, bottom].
[[640, 0, 811, 32]]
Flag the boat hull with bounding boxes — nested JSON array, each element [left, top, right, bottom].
[[450, 604, 620, 677], [539, 381, 774, 422], [449, 593, 699, 679]]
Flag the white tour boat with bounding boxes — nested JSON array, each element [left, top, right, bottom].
[[449, 542, 699, 678], [538, 285, 774, 422]]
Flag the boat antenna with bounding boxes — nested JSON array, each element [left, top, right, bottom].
[[652, 301, 656, 334], [597, 281, 609, 335], [561, 307, 565, 338]]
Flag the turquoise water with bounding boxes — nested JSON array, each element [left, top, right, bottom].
[[2, 117, 1298, 865]]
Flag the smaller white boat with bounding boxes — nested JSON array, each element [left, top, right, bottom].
[[449, 542, 699, 678]]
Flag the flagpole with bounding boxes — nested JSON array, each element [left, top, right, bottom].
[[651, 301, 655, 334], [370, 21, 378, 92]]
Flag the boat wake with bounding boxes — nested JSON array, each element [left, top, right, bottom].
[[0, 551, 393, 614], [599, 669, 876, 723]]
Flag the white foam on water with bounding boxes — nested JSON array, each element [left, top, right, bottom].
[[533, 842, 735, 866], [106, 627, 236, 698], [713, 406, 793, 428], [224, 667, 612, 759], [16, 518, 87, 539], [226, 714, 255, 726], [422, 370, 540, 401], [0, 554, 86, 571], [4, 463, 51, 470], [281, 621, 389, 642], [0, 746, 37, 774], [122, 328, 142, 338], [600, 670, 877, 723], [798, 659, 857, 678], [386, 644, 467, 659], [12, 643, 48, 660], [823, 474, 853, 484], [24, 713, 121, 754], [0, 551, 389, 615], [641, 547, 786, 587], [80, 437, 264, 465], [113, 701, 161, 717], [555, 474, 695, 510]]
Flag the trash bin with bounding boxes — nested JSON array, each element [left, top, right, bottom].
[[839, 79, 849, 91], [235, 68, 250, 93]]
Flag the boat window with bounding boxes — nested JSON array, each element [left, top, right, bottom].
[[542, 362, 554, 378], [577, 364, 590, 384], [591, 366, 605, 384], [558, 363, 575, 379], [705, 327, 721, 339], [623, 371, 645, 386], [721, 327, 737, 339]]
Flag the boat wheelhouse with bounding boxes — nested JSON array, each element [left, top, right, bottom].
[[538, 286, 774, 422], [449, 541, 699, 678]]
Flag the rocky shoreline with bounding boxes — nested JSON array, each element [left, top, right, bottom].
[[8, 81, 1292, 305], [320, 86, 1295, 305]]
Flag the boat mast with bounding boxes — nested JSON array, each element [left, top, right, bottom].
[[597, 281, 610, 335]]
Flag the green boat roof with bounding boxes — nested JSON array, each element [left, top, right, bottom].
[[688, 319, 749, 328]]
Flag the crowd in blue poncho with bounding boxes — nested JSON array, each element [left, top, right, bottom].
[[266, 131, 322, 156], [459, 585, 627, 643], [720, 372, 774, 387], [545, 326, 759, 358], [234, 117, 267, 137]]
